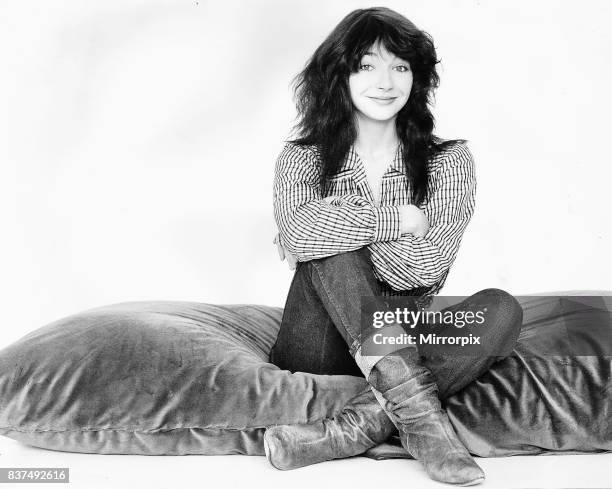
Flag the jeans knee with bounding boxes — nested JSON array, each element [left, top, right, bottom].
[[479, 288, 523, 327], [308, 248, 373, 277], [293, 248, 372, 288], [474, 288, 523, 355]]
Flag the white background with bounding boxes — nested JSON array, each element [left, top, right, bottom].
[[3, 0, 612, 345], [1, 1, 612, 487]]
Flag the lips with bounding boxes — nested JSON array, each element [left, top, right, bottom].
[[368, 96, 397, 105]]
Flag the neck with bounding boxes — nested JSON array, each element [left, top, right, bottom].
[[354, 115, 399, 156]]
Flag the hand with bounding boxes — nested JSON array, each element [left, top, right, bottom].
[[273, 233, 298, 270], [399, 205, 430, 238]]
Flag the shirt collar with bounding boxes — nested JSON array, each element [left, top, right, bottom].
[[347, 143, 406, 175]]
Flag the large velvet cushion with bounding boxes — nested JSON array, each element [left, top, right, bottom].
[[446, 294, 612, 456], [0, 295, 610, 456], [0, 302, 366, 454]]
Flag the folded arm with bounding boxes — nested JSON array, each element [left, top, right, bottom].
[[273, 143, 402, 261], [368, 143, 476, 291]]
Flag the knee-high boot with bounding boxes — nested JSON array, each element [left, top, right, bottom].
[[263, 386, 395, 470], [363, 346, 485, 486]]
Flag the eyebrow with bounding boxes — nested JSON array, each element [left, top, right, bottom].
[[363, 51, 399, 60]]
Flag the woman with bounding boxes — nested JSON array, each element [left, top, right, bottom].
[[266, 7, 523, 486]]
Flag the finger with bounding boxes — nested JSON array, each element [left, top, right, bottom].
[[287, 253, 298, 270], [276, 242, 285, 260]]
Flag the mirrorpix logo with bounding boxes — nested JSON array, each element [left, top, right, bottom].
[[360, 297, 487, 356]]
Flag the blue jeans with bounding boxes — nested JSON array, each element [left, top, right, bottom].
[[270, 248, 523, 399]]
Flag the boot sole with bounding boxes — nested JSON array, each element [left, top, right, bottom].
[[263, 431, 277, 469], [457, 476, 485, 486]]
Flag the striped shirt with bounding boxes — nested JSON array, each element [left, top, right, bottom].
[[273, 141, 476, 300]]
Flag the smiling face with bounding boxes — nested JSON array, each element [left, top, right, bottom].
[[348, 42, 412, 125]]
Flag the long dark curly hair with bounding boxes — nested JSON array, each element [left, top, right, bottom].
[[288, 7, 462, 205]]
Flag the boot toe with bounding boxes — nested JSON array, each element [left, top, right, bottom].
[[263, 428, 291, 470], [435, 453, 485, 486]]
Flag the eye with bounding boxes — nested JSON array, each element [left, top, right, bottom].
[[359, 63, 374, 71], [395, 64, 411, 73]]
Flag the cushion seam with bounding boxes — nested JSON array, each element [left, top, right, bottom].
[[0, 426, 268, 434]]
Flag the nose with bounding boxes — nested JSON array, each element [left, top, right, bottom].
[[376, 68, 393, 90]]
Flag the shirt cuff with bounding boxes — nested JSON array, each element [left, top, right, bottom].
[[372, 206, 402, 242]]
